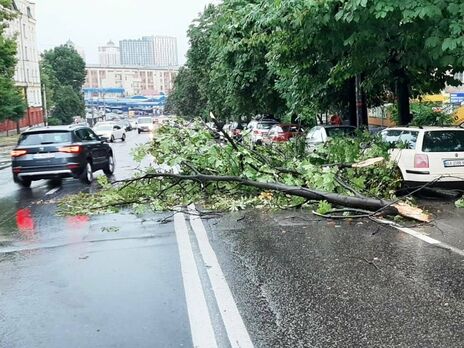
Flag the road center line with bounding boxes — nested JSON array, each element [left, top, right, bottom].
[[375, 218, 464, 257], [188, 205, 254, 348], [45, 186, 61, 196], [173, 213, 218, 348]]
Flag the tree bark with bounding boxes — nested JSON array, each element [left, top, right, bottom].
[[347, 78, 357, 127], [121, 172, 430, 222], [396, 69, 412, 125]]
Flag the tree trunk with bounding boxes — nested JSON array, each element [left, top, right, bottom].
[[347, 78, 357, 127], [16, 121, 20, 135], [396, 70, 411, 125], [122, 172, 430, 222]]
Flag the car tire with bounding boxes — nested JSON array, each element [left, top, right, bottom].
[[110, 136, 115, 143], [14, 175, 31, 188], [79, 161, 93, 184], [122, 133, 126, 141], [138, 130, 141, 134], [103, 154, 115, 175]]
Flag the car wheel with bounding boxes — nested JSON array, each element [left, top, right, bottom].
[[138, 130, 141, 134], [79, 161, 93, 184], [103, 154, 115, 175], [14, 174, 31, 188], [110, 135, 115, 143], [122, 133, 126, 141]]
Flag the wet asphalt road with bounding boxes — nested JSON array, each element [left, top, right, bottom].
[[1, 131, 464, 347]]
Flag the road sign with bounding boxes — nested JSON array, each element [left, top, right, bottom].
[[450, 92, 464, 104]]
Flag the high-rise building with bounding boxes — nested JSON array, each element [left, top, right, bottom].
[[1, 0, 44, 132], [119, 36, 179, 68], [98, 40, 120, 66], [153, 36, 178, 67], [119, 36, 154, 66]]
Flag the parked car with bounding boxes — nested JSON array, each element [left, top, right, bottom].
[[93, 122, 126, 142], [10, 125, 115, 187], [305, 125, 356, 151], [119, 119, 132, 132], [248, 119, 279, 144], [381, 127, 464, 188], [228, 122, 247, 140], [264, 124, 304, 143], [137, 117, 154, 134]]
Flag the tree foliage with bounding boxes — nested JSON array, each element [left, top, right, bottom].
[[40, 44, 86, 124], [0, 0, 26, 123], [169, 0, 464, 126], [59, 120, 402, 216]]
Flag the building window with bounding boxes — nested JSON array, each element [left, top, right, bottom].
[[27, 6, 33, 18]]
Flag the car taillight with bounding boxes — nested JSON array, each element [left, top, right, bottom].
[[254, 130, 260, 134], [414, 154, 429, 169], [11, 150, 27, 157], [59, 146, 81, 154]]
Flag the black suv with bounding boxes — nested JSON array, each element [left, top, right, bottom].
[[11, 125, 115, 187]]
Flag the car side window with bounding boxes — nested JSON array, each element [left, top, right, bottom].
[[398, 131, 418, 149], [87, 129, 100, 141], [76, 129, 98, 142], [308, 129, 323, 142]]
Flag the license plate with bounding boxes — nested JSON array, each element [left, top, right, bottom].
[[33, 153, 55, 159], [444, 159, 464, 167]]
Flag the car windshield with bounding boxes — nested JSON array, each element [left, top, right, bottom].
[[257, 123, 276, 130], [18, 131, 72, 146], [325, 127, 355, 137], [138, 118, 152, 124], [422, 131, 464, 152]]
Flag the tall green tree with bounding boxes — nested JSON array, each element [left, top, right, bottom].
[[41, 44, 86, 92], [0, 0, 26, 124], [41, 44, 86, 124], [50, 85, 85, 125], [166, 67, 203, 118]]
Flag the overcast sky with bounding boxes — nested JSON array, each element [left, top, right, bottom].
[[34, 0, 219, 65]]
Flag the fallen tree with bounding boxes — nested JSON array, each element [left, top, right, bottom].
[[59, 119, 431, 222]]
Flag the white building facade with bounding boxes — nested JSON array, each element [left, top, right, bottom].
[[153, 36, 178, 67], [84, 65, 178, 96], [6, 0, 42, 109], [98, 40, 120, 66]]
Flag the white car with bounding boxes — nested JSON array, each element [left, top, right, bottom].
[[93, 122, 126, 142], [381, 126, 464, 187], [248, 120, 279, 144], [137, 117, 154, 134]]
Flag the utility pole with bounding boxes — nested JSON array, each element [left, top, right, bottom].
[[41, 82, 48, 126]]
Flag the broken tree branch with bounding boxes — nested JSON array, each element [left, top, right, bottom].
[[115, 172, 431, 222]]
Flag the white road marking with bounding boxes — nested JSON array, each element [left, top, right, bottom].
[[188, 205, 254, 348], [45, 186, 61, 196], [374, 218, 464, 257], [173, 213, 218, 348]]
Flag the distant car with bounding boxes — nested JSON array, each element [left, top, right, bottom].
[[248, 119, 279, 144], [137, 117, 154, 134], [228, 122, 247, 141], [10, 125, 114, 187], [118, 119, 132, 132], [381, 126, 464, 188], [93, 122, 126, 142], [264, 124, 304, 143], [306, 125, 356, 151], [129, 119, 138, 129]]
